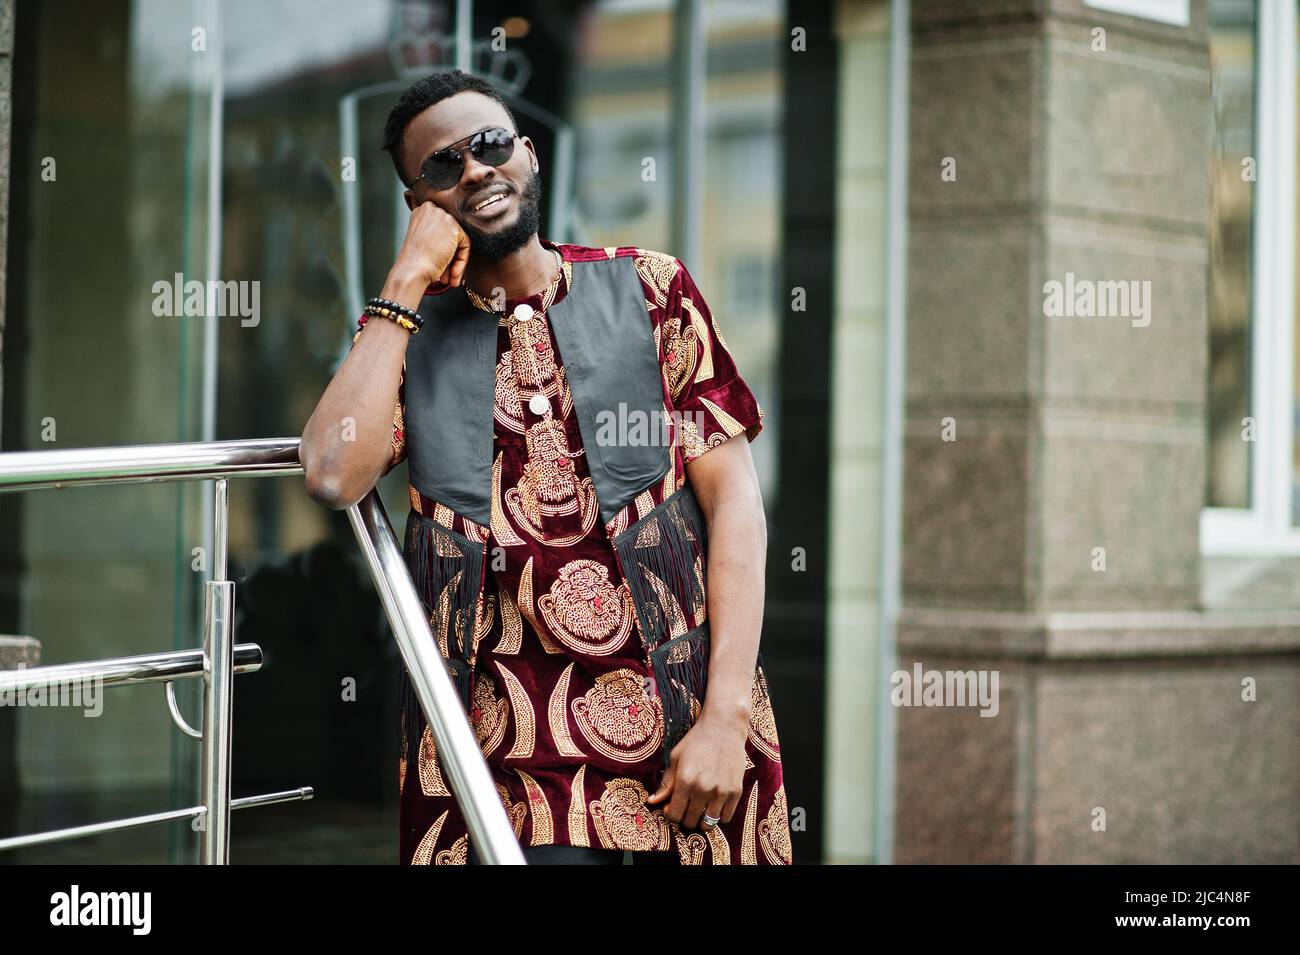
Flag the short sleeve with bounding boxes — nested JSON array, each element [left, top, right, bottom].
[[352, 318, 407, 474], [655, 257, 764, 463]]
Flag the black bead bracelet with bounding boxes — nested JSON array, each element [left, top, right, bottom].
[[365, 297, 424, 331]]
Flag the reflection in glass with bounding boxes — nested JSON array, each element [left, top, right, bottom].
[[1206, 0, 1254, 509]]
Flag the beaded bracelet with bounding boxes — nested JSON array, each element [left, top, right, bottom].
[[359, 310, 418, 334], [359, 309, 419, 334], [366, 297, 424, 331]]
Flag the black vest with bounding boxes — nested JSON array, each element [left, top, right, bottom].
[[396, 255, 713, 772]]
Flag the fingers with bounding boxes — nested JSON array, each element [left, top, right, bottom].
[[699, 794, 728, 831], [645, 762, 674, 806], [719, 791, 742, 825], [679, 788, 712, 831], [665, 784, 692, 827], [449, 232, 471, 287]]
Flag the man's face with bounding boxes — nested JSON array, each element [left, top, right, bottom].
[[401, 91, 542, 262]]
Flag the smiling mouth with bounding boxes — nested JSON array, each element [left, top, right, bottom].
[[469, 191, 511, 217]]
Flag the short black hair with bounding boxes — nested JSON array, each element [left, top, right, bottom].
[[382, 69, 519, 187]]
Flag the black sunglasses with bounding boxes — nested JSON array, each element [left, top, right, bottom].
[[411, 126, 517, 191]]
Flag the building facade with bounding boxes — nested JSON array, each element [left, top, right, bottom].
[[0, 0, 1295, 864]]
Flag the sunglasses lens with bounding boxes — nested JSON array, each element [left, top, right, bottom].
[[421, 155, 463, 191], [472, 129, 515, 167], [417, 129, 516, 189]]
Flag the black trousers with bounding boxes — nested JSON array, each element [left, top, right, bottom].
[[468, 842, 679, 865]]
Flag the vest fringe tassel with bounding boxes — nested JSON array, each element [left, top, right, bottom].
[[612, 485, 713, 768], [398, 508, 484, 766]]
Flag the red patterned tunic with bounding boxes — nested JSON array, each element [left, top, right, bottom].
[[363, 238, 790, 865]]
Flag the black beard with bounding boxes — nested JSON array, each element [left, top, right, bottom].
[[461, 168, 543, 262]]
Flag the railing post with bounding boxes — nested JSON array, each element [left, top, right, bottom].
[[199, 579, 235, 864], [200, 478, 234, 865]]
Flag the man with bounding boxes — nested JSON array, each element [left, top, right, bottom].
[[300, 70, 790, 865]]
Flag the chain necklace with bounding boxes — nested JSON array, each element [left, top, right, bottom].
[[465, 248, 565, 316]]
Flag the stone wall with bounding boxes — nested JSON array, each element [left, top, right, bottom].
[[897, 0, 1300, 863]]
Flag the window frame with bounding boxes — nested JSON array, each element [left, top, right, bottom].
[[1201, 0, 1299, 555]]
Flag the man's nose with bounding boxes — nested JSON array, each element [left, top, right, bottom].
[[460, 150, 498, 189]]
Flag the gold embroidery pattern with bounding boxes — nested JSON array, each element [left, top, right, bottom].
[[491, 452, 527, 547], [635, 490, 657, 521], [741, 781, 760, 866], [590, 778, 673, 851], [678, 417, 714, 460], [495, 662, 537, 760], [572, 669, 664, 763], [498, 783, 527, 838], [505, 415, 600, 545], [436, 834, 468, 865], [518, 559, 567, 655], [469, 672, 509, 757], [602, 487, 659, 541], [748, 668, 781, 762], [681, 297, 714, 384], [411, 810, 448, 866], [673, 829, 709, 865], [644, 567, 690, 641], [548, 663, 587, 757], [494, 351, 525, 433], [705, 823, 732, 864], [537, 559, 635, 655], [662, 464, 677, 501], [700, 395, 747, 439], [516, 769, 555, 845], [693, 555, 707, 623], [759, 784, 793, 865], [660, 314, 700, 401], [711, 306, 732, 352], [495, 585, 524, 655], [464, 514, 490, 543], [518, 415, 582, 503], [507, 311, 558, 389], [419, 724, 451, 797], [466, 591, 496, 663], [392, 380, 406, 466], [495, 352, 573, 434], [634, 250, 679, 309], [605, 506, 630, 540], [568, 765, 591, 846], [430, 572, 459, 658]]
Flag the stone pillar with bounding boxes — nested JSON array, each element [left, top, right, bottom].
[[898, 0, 1300, 863]]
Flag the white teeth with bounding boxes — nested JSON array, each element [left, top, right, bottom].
[[476, 194, 506, 211]]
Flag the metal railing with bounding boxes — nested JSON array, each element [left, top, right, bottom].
[[0, 438, 524, 864]]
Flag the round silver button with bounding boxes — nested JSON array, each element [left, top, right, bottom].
[[528, 393, 551, 416], [512, 303, 534, 322]]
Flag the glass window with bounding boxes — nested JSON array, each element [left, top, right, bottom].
[[703, 0, 783, 502], [3, 0, 215, 863], [1206, 0, 1255, 510], [4, 0, 789, 862], [570, 0, 675, 249]]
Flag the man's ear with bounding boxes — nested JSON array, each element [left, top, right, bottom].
[[403, 189, 416, 211], [522, 136, 539, 173]]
